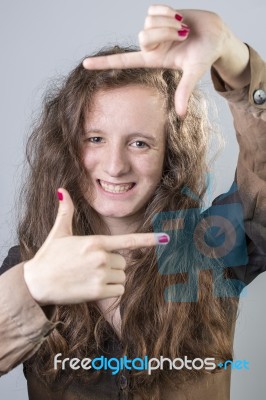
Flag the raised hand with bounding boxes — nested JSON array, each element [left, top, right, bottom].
[[23, 188, 169, 306], [83, 5, 250, 117]]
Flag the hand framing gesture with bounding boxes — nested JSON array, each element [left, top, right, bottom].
[[83, 5, 250, 117]]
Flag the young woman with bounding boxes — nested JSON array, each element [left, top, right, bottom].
[[0, 5, 265, 400]]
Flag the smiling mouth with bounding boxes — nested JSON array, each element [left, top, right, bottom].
[[98, 179, 135, 193]]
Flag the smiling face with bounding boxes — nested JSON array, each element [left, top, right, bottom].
[[82, 85, 166, 234]]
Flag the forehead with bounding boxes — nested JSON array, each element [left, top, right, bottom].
[[85, 85, 166, 130]]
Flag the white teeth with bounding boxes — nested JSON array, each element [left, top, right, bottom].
[[99, 180, 134, 193]]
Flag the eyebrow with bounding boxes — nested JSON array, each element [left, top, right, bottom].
[[84, 128, 157, 143]]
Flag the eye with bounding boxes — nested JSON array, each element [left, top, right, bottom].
[[85, 136, 104, 143], [130, 140, 149, 148]]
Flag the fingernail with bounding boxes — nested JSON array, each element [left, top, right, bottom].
[[181, 23, 189, 29], [155, 233, 170, 245], [57, 191, 63, 201], [177, 29, 190, 37], [175, 13, 183, 22]]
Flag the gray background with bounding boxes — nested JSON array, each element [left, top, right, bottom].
[[0, 0, 265, 398]]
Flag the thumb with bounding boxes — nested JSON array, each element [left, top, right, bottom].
[[174, 69, 202, 117], [48, 188, 75, 239]]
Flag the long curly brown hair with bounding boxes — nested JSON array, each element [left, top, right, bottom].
[[17, 45, 239, 399]]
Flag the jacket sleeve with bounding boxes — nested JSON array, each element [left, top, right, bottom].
[[211, 45, 266, 284], [0, 247, 59, 375]]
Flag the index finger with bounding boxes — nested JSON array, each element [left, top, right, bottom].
[[98, 232, 170, 251], [83, 51, 145, 70]]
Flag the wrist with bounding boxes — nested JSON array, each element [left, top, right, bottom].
[[23, 259, 48, 306], [213, 31, 251, 89]]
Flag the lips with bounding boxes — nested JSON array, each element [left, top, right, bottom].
[[98, 179, 135, 193]]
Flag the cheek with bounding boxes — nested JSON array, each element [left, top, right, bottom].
[[147, 151, 165, 179], [82, 151, 97, 172], [138, 160, 164, 184], [150, 167, 163, 184]]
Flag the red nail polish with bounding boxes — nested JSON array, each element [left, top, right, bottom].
[[57, 191, 63, 201], [178, 29, 190, 37], [175, 13, 183, 21], [157, 234, 170, 244]]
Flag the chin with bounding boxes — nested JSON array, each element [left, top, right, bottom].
[[94, 204, 143, 219], [99, 210, 135, 218]]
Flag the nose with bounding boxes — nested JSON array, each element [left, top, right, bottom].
[[103, 143, 131, 177]]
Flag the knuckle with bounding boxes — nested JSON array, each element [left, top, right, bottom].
[[97, 267, 106, 279], [147, 5, 154, 14], [96, 250, 108, 267], [144, 15, 153, 29], [57, 205, 68, 217], [163, 27, 174, 37], [209, 10, 219, 19], [117, 284, 125, 296], [124, 236, 137, 249], [120, 271, 126, 282], [165, 8, 173, 17], [92, 285, 102, 298], [144, 236, 153, 247], [138, 30, 146, 45], [86, 236, 99, 249], [93, 268, 107, 285], [148, 4, 172, 17], [120, 257, 127, 270], [207, 11, 222, 25]]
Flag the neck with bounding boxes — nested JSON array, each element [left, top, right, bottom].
[[102, 214, 143, 235]]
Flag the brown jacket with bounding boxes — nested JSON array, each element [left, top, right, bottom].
[[0, 46, 265, 399]]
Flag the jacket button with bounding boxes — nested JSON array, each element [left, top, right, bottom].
[[119, 374, 128, 390], [253, 89, 266, 105]]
